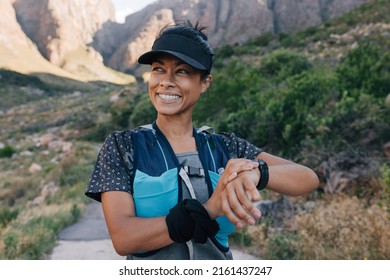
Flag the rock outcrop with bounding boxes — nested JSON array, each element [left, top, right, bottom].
[[107, 9, 175, 72], [2, 0, 133, 84], [0, 0, 77, 78], [12, 0, 115, 66]]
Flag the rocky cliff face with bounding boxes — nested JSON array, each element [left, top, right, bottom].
[[0, 0, 371, 79], [107, 9, 175, 72], [0, 0, 76, 78], [0, 0, 34, 49], [12, 0, 115, 66], [103, 0, 370, 71], [1, 0, 132, 84]]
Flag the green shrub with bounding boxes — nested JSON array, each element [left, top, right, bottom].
[[265, 231, 300, 260], [0, 208, 19, 227], [378, 163, 390, 216], [336, 43, 390, 98], [128, 93, 157, 128], [0, 145, 16, 158], [0, 70, 47, 88], [229, 227, 253, 247], [258, 49, 313, 82], [79, 122, 113, 142], [2, 208, 79, 259]]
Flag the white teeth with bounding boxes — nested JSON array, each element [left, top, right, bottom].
[[159, 94, 180, 101]]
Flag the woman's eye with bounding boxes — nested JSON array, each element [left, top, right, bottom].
[[177, 68, 190, 74], [152, 66, 163, 72]]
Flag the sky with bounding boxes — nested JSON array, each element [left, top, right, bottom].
[[111, 0, 157, 23]]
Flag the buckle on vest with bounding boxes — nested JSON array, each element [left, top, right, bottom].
[[183, 165, 205, 177]]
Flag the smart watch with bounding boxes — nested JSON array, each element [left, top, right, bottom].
[[256, 159, 269, 190]]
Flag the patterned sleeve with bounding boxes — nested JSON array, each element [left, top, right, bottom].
[[85, 131, 134, 202], [219, 132, 263, 160]]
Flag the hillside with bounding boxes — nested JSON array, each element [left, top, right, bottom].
[[0, 0, 389, 260]]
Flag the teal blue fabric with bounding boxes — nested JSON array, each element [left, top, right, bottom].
[[133, 168, 178, 218], [209, 171, 236, 247]]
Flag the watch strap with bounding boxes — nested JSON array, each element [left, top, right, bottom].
[[256, 159, 269, 190]]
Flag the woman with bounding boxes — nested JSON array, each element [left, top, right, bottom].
[[85, 21, 319, 260]]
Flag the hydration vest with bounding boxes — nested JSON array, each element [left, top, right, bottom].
[[130, 122, 235, 257]]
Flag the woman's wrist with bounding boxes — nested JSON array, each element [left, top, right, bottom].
[[203, 200, 219, 220]]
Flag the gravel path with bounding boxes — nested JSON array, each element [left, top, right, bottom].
[[49, 201, 259, 260]]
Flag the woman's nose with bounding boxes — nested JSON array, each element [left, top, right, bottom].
[[159, 73, 175, 88]]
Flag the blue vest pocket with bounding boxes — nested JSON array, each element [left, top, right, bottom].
[[209, 171, 236, 248], [133, 168, 178, 218]]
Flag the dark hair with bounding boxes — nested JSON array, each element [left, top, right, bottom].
[[156, 21, 215, 57], [156, 21, 214, 79]]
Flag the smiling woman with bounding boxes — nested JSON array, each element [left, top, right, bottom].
[[85, 20, 319, 260]]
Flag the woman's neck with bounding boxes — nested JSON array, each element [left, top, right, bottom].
[[156, 116, 193, 138], [156, 116, 197, 153]]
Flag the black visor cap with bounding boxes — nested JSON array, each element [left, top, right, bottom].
[[138, 34, 213, 73]]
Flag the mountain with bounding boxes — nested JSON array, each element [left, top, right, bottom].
[[1, 0, 370, 82], [1, 0, 134, 85], [101, 0, 370, 71], [0, 0, 77, 81]]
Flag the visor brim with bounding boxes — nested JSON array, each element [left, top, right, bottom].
[[138, 50, 208, 71]]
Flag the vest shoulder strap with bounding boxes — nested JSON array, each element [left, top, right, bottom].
[[139, 124, 153, 130], [197, 126, 214, 133]]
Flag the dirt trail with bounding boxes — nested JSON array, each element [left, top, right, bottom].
[[49, 201, 259, 260]]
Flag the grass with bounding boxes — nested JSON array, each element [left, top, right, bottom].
[[0, 203, 81, 259], [0, 72, 109, 259], [0, 146, 94, 259], [235, 194, 390, 260]]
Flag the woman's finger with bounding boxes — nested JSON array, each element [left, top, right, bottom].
[[220, 190, 244, 228], [225, 182, 256, 225], [233, 179, 261, 220]]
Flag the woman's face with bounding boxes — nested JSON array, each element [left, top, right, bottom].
[[149, 54, 211, 118]]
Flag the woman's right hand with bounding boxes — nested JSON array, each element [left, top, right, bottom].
[[204, 159, 262, 228]]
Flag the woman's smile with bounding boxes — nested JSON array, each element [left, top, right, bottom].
[[157, 93, 181, 102]]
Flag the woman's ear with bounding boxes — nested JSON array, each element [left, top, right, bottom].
[[201, 75, 212, 93]]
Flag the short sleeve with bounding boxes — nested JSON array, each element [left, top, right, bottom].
[[219, 132, 262, 160], [85, 131, 134, 202]]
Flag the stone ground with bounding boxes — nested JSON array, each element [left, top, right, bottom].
[[49, 201, 259, 260]]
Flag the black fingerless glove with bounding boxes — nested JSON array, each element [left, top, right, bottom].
[[166, 199, 220, 244], [165, 200, 195, 243]]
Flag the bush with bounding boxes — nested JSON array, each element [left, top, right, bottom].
[[243, 195, 389, 259], [258, 49, 313, 82], [265, 231, 300, 260], [292, 195, 390, 259], [336, 42, 390, 98], [0, 70, 47, 88], [0, 145, 16, 158], [128, 93, 156, 128], [378, 163, 390, 215], [0, 208, 19, 227], [1, 205, 79, 259]]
